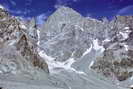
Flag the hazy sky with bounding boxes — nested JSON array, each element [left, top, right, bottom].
[[1, 0, 133, 23]]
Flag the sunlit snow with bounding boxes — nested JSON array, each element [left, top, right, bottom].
[[93, 39, 105, 52], [19, 24, 27, 29]]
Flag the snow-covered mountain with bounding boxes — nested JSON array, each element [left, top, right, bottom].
[[0, 6, 133, 89]]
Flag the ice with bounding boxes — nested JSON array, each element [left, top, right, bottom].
[[103, 38, 110, 42], [39, 50, 76, 73], [8, 40, 16, 45], [129, 85, 133, 89], [19, 24, 27, 29], [82, 44, 92, 57], [89, 61, 94, 69], [37, 30, 40, 45], [124, 27, 129, 30], [93, 39, 105, 52], [119, 32, 129, 39], [124, 45, 129, 51]]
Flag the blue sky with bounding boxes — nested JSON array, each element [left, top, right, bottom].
[[1, 0, 133, 24]]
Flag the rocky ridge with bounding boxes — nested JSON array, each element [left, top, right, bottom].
[[0, 7, 49, 77]]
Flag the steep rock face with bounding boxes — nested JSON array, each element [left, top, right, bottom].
[[40, 7, 114, 62], [39, 6, 133, 87], [0, 8, 49, 75], [40, 7, 88, 61]]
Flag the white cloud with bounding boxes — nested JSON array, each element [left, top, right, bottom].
[[54, 0, 80, 9], [10, 10, 23, 14], [54, 0, 68, 9], [85, 13, 92, 19], [36, 13, 48, 24], [86, 13, 91, 17], [117, 5, 133, 15], [54, 4, 64, 9], [73, 0, 79, 2], [0, 4, 4, 9], [9, 0, 16, 6]]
